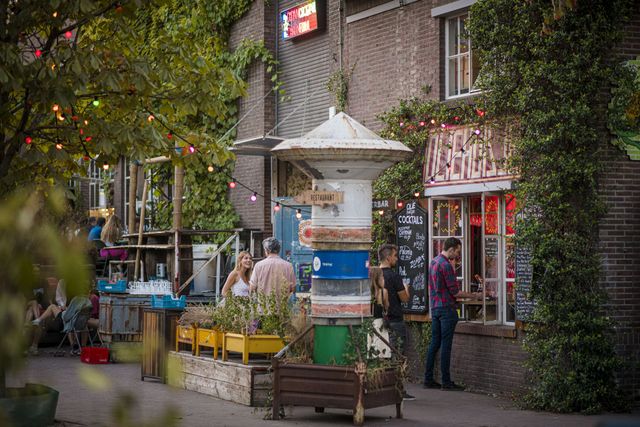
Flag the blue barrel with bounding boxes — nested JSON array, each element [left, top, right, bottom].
[[312, 250, 369, 280]]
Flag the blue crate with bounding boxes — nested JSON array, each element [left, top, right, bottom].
[[97, 279, 128, 293], [151, 295, 186, 309]]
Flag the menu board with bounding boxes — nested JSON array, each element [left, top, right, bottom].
[[297, 263, 312, 293], [395, 200, 428, 314], [515, 244, 535, 321]]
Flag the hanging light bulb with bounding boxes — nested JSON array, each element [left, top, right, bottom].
[[295, 209, 302, 219], [85, 136, 92, 142], [188, 144, 195, 154], [430, 119, 436, 125], [25, 136, 32, 144], [414, 191, 420, 198], [64, 31, 73, 39], [397, 201, 404, 209], [429, 176, 436, 184], [147, 114, 154, 122], [378, 209, 384, 216], [474, 129, 481, 135], [250, 192, 257, 202], [52, 11, 58, 18], [207, 165, 214, 173], [228, 180, 237, 189], [52, 104, 59, 112], [167, 133, 173, 140], [55, 143, 63, 150], [35, 49, 42, 58], [274, 202, 281, 212], [102, 161, 109, 170], [419, 121, 425, 127], [84, 119, 89, 125], [92, 98, 100, 107]]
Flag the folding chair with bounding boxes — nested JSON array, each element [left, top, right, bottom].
[[54, 298, 103, 356]]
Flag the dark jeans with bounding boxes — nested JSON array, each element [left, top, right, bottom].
[[425, 306, 459, 385], [387, 320, 408, 357]]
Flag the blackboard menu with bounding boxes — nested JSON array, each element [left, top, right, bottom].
[[395, 200, 428, 314], [515, 244, 535, 321], [297, 263, 312, 293]]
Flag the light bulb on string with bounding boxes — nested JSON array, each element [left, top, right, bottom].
[[378, 209, 384, 216], [414, 191, 420, 198], [167, 133, 172, 140], [474, 129, 481, 135], [83, 119, 89, 126], [250, 192, 257, 202], [147, 114, 154, 122], [228, 180, 236, 189], [295, 209, 302, 219], [430, 119, 436, 125], [85, 136, 92, 142], [25, 136, 32, 145], [52, 104, 59, 112], [55, 143, 63, 150], [419, 121, 425, 127], [188, 145, 195, 154], [273, 202, 281, 212], [35, 49, 42, 58], [57, 113, 65, 121], [92, 98, 100, 107], [397, 201, 404, 209], [52, 11, 58, 18], [64, 31, 72, 39], [102, 162, 109, 170], [207, 165, 214, 173]]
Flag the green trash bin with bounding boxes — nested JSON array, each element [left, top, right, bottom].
[[313, 325, 358, 365]]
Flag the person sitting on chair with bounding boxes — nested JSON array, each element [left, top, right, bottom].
[[62, 294, 95, 355], [99, 215, 128, 262], [27, 279, 67, 355]]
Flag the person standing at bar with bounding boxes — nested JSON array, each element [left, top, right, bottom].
[[424, 237, 481, 390], [378, 243, 415, 400]]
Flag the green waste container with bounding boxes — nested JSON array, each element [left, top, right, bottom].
[[313, 325, 357, 365]]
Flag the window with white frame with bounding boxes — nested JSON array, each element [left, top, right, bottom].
[[88, 160, 110, 210], [445, 13, 480, 99]]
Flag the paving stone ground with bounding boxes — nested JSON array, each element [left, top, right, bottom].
[[8, 349, 640, 427]]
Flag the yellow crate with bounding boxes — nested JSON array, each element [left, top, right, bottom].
[[176, 325, 197, 354], [196, 328, 222, 359], [222, 332, 285, 365]]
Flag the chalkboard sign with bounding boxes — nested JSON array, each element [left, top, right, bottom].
[[515, 244, 535, 321], [297, 263, 312, 293], [395, 200, 428, 314]]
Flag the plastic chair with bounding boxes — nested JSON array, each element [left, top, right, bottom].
[[93, 240, 110, 278], [54, 298, 103, 356]]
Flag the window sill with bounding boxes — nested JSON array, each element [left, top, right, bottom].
[[454, 321, 517, 338]]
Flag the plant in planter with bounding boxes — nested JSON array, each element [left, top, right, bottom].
[[0, 189, 89, 426]]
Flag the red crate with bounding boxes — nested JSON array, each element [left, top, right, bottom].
[[80, 347, 109, 364]]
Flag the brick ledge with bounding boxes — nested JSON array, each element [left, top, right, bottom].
[[454, 322, 517, 339]]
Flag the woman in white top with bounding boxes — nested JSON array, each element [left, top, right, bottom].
[[221, 251, 253, 297]]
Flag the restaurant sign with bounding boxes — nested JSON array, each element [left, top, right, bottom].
[[281, 0, 324, 40], [294, 190, 343, 206]]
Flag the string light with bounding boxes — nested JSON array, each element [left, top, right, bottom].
[[25, 136, 32, 144], [228, 179, 236, 189], [84, 119, 89, 125], [399, 122, 404, 127], [250, 192, 257, 202], [92, 98, 100, 107], [85, 136, 92, 142], [429, 176, 436, 184], [52, 11, 58, 18], [55, 143, 63, 150], [79, 129, 84, 135], [419, 121, 425, 127], [167, 133, 173, 140], [430, 119, 436, 125], [296, 209, 302, 219], [35, 49, 42, 58], [414, 191, 420, 198], [52, 104, 59, 112], [397, 201, 404, 209], [102, 162, 109, 170], [378, 209, 384, 216], [273, 202, 281, 212], [64, 31, 72, 39], [147, 114, 154, 122], [207, 165, 214, 172], [188, 144, 195, 154], [474, 129, 481, 135]]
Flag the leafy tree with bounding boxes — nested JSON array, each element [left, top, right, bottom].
[[0, 0, 273, 198]]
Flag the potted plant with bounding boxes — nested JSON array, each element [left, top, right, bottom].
[[0, 190, 89, 427]]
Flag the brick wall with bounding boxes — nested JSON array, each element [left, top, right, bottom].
[[344, 0, 440, 131], [228, 1, 277, 232], [597, 7, 640, 401]]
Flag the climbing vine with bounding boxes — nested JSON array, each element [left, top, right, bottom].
[[327, 63, 356, 113], [468, 0, 631, 413]]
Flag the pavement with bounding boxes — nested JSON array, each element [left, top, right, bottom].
[[8, 349, 640, 427]]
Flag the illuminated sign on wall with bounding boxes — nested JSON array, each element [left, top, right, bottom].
[[281, 0, 325, 40]]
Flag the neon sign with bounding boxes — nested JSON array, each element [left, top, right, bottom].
[[281, 0, 323, 40]]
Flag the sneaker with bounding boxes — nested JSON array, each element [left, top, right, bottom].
[[71, 348, 81, 356], [441, 382, 465, 391], [402, 391, 416, 401], [423, 381, 441, 389], [31, 319, 41, 326]]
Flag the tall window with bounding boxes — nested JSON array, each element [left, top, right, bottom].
[[446, 13, 480, 98], [88, 161, 109, 210]]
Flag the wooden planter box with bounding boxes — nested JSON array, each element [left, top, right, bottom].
[[195, 327, 222, 359], [272, 361, 402, 426], [175, 325, 197, 354], [222, 332, 285, 364]]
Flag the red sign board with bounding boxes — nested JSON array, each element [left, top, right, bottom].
[[281, 0, 321, 40]]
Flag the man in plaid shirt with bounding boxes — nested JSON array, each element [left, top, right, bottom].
[[424, 237, 481, 390]]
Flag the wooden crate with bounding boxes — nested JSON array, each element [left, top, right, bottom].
[[141, 308, 181, 383], [176, 325, 197, 354], [272, 361, 402, 426], [195, 328, 222, 359], [222, 333, 285, 365], [168, 351, 271, 406]]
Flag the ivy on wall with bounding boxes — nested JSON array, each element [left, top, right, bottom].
[[468, 0, 631, 413], [609, 56, 640, 160]]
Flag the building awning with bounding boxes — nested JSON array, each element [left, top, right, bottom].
[[230, 135, 284, 156]]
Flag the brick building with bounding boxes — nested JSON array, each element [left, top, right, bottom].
[[227, 0, 640, 399], [79, 0, 639, 398]]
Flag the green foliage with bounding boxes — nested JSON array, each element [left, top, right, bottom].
[[468, 0, 630, 413], [0, 0, 276, 203], [372, 97, 486, 252], [327, 63, 356, 112], [0, 188, 90, 396], [608, 56, 640, 158], [211, 292, 292, 338]]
